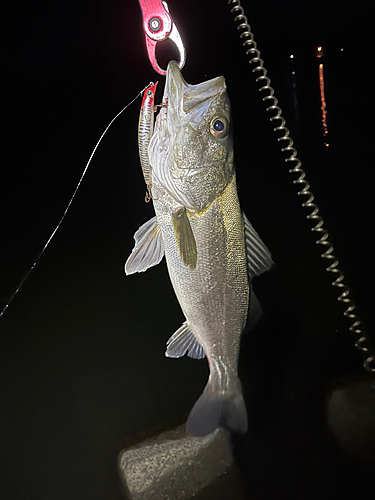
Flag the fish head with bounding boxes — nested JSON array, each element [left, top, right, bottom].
[[149, 61, 234, 212]]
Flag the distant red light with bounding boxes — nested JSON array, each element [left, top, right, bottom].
[[316, 46, 324, 58]]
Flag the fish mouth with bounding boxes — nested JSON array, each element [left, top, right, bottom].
[[165, 61, 226, 127]]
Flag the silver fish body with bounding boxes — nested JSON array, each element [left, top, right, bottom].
[[126, 61, 273, 436]]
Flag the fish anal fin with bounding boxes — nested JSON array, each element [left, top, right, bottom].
[[165, 322, 205, 359], [172, 208, 197, 270], [125, 216, 165, 275]]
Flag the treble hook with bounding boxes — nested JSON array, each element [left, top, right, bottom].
[[145, 186, 152, 203]]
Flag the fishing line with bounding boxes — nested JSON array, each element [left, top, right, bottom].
[[228, 0, 375, 372], [0, 83, 154, 320]]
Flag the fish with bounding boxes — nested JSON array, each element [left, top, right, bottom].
[[125, 61, 273, 436]]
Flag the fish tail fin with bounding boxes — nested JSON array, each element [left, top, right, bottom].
[[186, 378, 248, 436]]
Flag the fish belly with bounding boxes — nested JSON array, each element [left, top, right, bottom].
[[153, 175, 249, 370]]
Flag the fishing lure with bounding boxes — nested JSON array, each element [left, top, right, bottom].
[[138, 82, 158, 202]]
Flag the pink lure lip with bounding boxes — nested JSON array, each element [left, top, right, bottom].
[[141, 81, 159, 107]]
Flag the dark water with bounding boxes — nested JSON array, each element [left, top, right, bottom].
[[1, 1, 374, 498]]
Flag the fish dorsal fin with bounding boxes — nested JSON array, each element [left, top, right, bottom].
[[165, 322, 205, 359], [125, 216, 165, 275], [172, 208, 197, 270], [243, 212, 274, 280]]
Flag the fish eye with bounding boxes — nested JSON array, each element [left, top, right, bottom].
[[210, 117, 228, 138]]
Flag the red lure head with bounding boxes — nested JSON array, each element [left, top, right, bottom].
[[141, 82, 159, 107]]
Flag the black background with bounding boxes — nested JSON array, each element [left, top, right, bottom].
[[1, 1, 375, 499]]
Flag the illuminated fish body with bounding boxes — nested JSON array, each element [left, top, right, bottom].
[[138, 82, 158, 201], [126, 61, 273, 436]]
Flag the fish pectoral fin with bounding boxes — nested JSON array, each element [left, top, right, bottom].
[[165, 322, 205, 359], [125, 216, 165, 275], [172, 208, 197, 270], [243, 212, 274, 280]]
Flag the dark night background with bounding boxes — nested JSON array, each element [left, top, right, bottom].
[[1, 1, 375, 499]]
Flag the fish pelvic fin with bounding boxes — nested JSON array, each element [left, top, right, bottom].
[[125, 217, 165, 275], [165, 322, 205, 359], [172, 208, 197, 270], [186, 378, 248, 437]]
